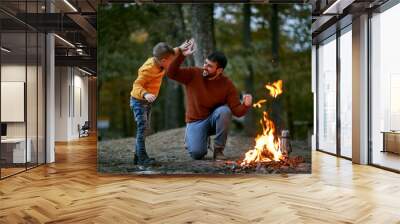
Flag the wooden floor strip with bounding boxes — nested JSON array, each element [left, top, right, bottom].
[[0, 135, 399, 223]]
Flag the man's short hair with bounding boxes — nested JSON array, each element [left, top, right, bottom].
[[153, 42, 175, 60], [207, 51, 227, 69]]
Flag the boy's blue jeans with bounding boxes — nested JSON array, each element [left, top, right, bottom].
[[185, 105, 232, 160], [130, 97, 151, 156]]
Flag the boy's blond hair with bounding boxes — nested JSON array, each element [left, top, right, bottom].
[[153, 42, 175, 60]]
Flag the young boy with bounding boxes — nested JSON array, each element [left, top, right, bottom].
[[130, 41, 191, 165]]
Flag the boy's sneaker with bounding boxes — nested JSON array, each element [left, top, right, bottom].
[[134, 153, 157, 166]]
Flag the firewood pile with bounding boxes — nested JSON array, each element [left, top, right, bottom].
[[223, 156, 309, 174]]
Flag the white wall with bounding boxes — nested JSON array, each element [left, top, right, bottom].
[[1, 63, 46, 164], [1, 65, 26, 146], [55, 67, 69, 141], [1, 65, 39, 138], [1, 65, 26, 133], [72, 72, 89, 138], [55, 67, 89, 141]]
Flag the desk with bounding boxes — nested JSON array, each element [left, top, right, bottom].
[[381, 131, 400, 154], [1, 138, 31, 163]]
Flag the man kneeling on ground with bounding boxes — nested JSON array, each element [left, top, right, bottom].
[[166, 42, 253, 160]]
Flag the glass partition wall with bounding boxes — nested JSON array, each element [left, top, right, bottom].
[[316, 25, 353, 159], [339, 26, 352, 159], [316, 0, 400, 172], [0, 2, 46, 179], [317, 35, 337, 155], [370, 3, 400, 171]]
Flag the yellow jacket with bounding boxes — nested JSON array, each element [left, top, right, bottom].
[[130, 57, 165, 100], [130, 48, 179, 100]]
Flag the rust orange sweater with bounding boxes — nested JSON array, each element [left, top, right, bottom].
[[166, 52, 250, 123]]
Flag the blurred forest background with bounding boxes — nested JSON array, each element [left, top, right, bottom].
[[98, 3, 312, 142]]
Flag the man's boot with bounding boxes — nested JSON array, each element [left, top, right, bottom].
[[213, 146, 226, 160], [134, 151, 156, 165]]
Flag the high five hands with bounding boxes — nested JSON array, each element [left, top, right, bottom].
[[178, 38, 196, 56]]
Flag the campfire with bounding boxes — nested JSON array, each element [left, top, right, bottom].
[[236, 80, 304, 171], [241, 111, 283, 166]]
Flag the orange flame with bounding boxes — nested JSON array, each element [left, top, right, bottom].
[[265, 80, 283, 98], [253, 99, 267, 108], [241, 80, 284, 166]]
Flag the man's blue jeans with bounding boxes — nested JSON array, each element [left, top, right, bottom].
[[130, 97, 151, 156], [185, 105, 232, 160]]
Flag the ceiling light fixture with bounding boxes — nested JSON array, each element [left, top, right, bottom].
[[54, 34, 75, 48], [78, 67, 93, 76], [1, 47, 11, 53], [322, 0, 354, 15], [63, 0, 78, 12]]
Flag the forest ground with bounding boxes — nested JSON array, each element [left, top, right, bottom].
[[98, 128, 311, 174]]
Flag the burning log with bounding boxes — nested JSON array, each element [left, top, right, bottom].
[[225, 156, 307, 174]]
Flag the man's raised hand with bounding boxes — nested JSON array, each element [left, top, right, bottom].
[[178, 39, 192, 52], [182, 39, 196, 56]]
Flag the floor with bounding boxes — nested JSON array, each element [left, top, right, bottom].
[[1, 163, 45, 178], [0, 135, 399, 223], [1, 167, 26, 178]]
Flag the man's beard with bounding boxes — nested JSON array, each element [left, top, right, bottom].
[[203, 70, 216, 77]]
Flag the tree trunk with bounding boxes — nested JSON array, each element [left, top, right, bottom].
[[191, 4, 215, 67], [242, 4, 256, 136], [269, 4, 283, 133], [271, 4, 279, 67], [164, 4, 186, 129], [164, 79, 184, 129]]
